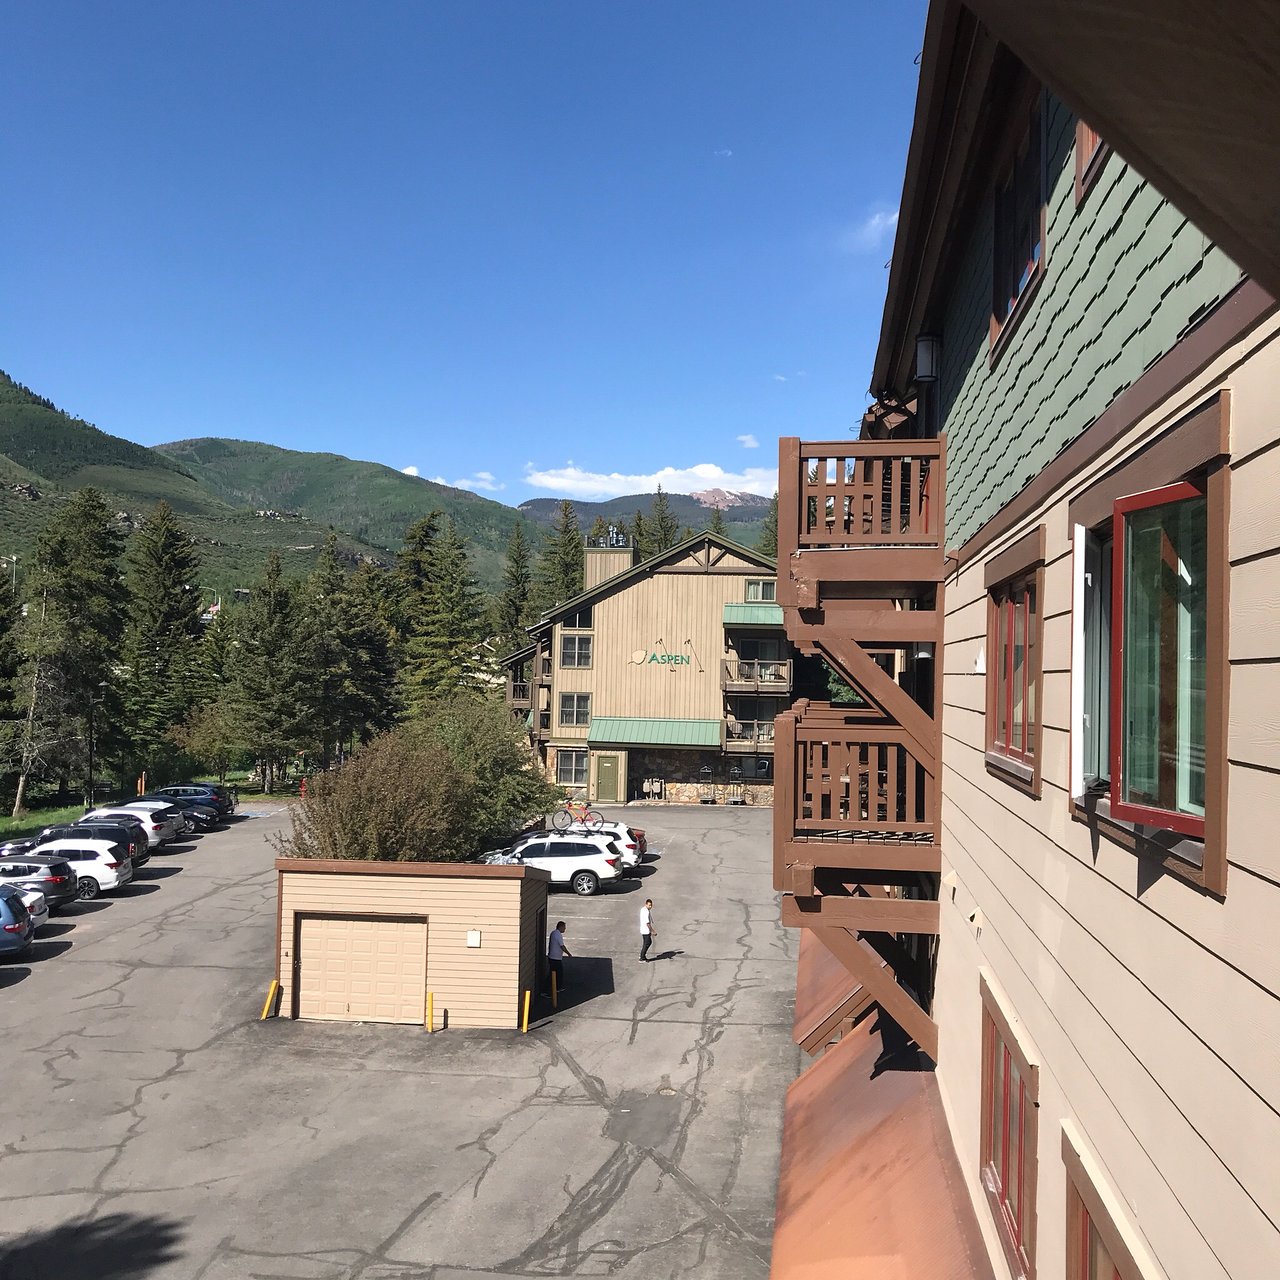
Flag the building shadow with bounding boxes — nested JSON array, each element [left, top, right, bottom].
[[868, 1010, 935, 1076], [547, 956, 615, 1012], [0, 1211, 184, 1279]]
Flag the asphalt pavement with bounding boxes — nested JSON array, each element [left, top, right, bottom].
[[0, 801, 799, 1279]]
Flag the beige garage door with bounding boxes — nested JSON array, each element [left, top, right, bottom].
[[296, 915, 427, 1024]]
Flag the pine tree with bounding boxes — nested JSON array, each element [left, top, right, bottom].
[[229, 553, 311, 792], [121, 501, 204, 779], [587, 516, 609, 545], [709, 505, 727, 536], [13, 489, 125, 810], [631, 509, 653, 561], [496, 522, 533, 656], [650, 485, 680, 553], [758, 491, 779, 561], [531, 500, 583, 614]]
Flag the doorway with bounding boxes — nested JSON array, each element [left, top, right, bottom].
[[596, 754, 620, 803]]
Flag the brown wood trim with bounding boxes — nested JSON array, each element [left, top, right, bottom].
[[990, 251, 1047, 370], [958, 278, 1276, 567], [984, 564, 1046, 798], [979, 973, 1040, 1099], [984, 524, 1047, 589], [1203, 457, 1231, 896], [1062, 1130, 1147, 1280], [275, 858, 549, 881], [780, 839, 942, 874], [274, 866, 284, 986], [782, 893, 940, 935], [798, 985, 875, 1055], [1074, 121, 1111, 207], [809, 922, 939, 1060], [1069, 394, 1227, 530]]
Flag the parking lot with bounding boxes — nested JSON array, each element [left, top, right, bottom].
[[0, 803, 798, 1279]]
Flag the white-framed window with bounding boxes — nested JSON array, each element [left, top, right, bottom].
[[556, 749, 588, 786], [745, 579, 776, 602], [560, 634, 593, 668], [559, 693, 591, 727]]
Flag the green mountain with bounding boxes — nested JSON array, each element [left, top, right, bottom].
[[154, 438, 522, 587], [0, 372, 393, 590], [517, 490, 768, 547]]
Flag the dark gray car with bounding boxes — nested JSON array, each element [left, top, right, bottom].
[[0, 854, 79, 911]]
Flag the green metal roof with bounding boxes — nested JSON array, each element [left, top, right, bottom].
[[723, 602, 784, 626], [588, 717, 722, 748]]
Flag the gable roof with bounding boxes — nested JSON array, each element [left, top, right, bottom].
[[531, 530, 777, 632]]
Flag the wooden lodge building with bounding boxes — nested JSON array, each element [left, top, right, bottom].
[[504, 530, 809, 806], [769, 4, 1280, 1280]]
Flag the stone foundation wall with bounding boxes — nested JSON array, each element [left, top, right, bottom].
[[627, 748, 773, 806]]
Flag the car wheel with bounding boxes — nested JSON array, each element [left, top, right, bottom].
[[76, 877, 100, 902], [571, 870, 599, 896]]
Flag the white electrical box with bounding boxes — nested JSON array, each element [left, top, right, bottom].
[[466, 929, 482, 949]]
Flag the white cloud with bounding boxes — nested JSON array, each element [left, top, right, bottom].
[[523, 461, 778, 501], [838, 207, 900, 254], [428, 471, 505, 494], [401, 465, 419, 476], [714, 147, 733, 158], [773, 374, 788, 382], [736, 433, 759, 449]]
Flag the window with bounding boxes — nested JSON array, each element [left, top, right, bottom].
[[1080, 530, 1113, 788], [560, 634, 593, 668], [1111, 483, 1207, 836], [1064, 1134, 1145, 1280], [745, 579, 776, 602], [555, 750, 588, 787], [986, 552, 1044, 790], [562, 606, 593, 629], [738, 636, 782, 662], [992, 99, 1046, 344], [1074, 120, 1110, 204], [981, 982, 1038, 1279], [559, 693, 591, 727]]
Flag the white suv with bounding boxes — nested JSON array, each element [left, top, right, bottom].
[[38, 839, 134, 901], [515, 834, 624, 896]]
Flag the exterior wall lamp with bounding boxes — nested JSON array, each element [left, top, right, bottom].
[[915, 333, 941, 383]]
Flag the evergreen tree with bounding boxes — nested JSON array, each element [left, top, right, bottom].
[[229, 553, 311, 792], [121, 501, 204, 780], [401, 519, 489, 710], [650, 485, 680, 553], [758, 491, 779, 561], [12, 489, 125, 810], [531, 500, 583, 613], [347, 562, 401, 741], [679, 525, 696, 541], [393, 512, 442, 639], [587, 515, 609, 545], [496, 522, 533, 656], [631, 508, 653, 561], [709, 505, 727, 536]]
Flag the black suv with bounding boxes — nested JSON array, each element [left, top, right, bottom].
[[156, 784, 235, 815]]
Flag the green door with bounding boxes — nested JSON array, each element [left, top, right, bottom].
[[596, 754, 619, 803]]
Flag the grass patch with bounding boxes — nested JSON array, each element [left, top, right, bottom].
[[0, 803, 88, 840]]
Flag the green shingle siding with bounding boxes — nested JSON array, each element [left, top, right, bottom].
[[939, 92, 1243, 546]]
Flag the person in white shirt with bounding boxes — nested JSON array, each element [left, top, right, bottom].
[[639, 899, 655, 962], [547, 921, 571, 991]]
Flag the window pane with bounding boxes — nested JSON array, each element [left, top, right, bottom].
[[1025, 584, 1038, 758], [1083, 534, 1112, 783], [1006, 1059, 1022, 1229], [1012, 592, 1027, 755], [1087, 1216, 1119, 1280], [1121, 496, 1207, 818], [996, 601, 1009, 746], [990, 1039, 1005, 1185]]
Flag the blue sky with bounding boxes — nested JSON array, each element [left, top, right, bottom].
[[2, 1, 926, 504]]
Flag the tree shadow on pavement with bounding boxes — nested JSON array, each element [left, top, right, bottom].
[[0, 1212, 184, 1279]]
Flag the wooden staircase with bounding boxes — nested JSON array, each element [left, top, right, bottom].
[[774, 436, 946, 1059]]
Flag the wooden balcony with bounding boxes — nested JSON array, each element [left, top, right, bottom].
[[724, 718, 776, 753], [778, 437, 946, 609], [721, 657, 792, 694], [509, 681, 532, 709]]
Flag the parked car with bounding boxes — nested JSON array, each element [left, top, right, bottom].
[[83, 808, 172, 848], [0, 839, 38, 856], [17, 887, 49, 933], [119, 800, 185, 838], [511, 834, 626, 896], [37, 839, 134, 900], [156, 783, 236, 815], [135, 795, 222, 833], [505, 823, 644, 870], [0, 854, 79, 911], [43, 821, 150, 869], [0, 885, 34, 957]]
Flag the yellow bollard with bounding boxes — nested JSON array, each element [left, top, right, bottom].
[[551, 971, 558, 1010], [260, 979, 278, 1021], [427, 991, 434, 1033], [522, 989, 531, 1034]]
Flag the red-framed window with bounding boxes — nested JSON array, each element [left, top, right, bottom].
[[1075, 120, 1111, 205], [990, 573, 1040, 765], [1076, 1202, 1122, 1280], [981, 1000, 1038, 1278], [993, 100, 1046, 336], [1110, 481, 1207, 837], [1064, 1138, 1143, 1280]]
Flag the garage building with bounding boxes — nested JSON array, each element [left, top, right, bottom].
[[275, 859, 550, 1029]]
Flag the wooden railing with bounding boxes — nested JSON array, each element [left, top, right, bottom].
[[779, 437, 945, 552], [721, 658, 792, 691], [775, 703, 937, 843], [509, 681, 531, 706]]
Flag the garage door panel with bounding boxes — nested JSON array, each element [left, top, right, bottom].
[[297, 916, 427, 1024]]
